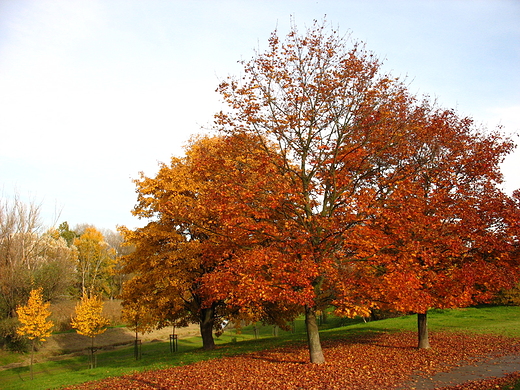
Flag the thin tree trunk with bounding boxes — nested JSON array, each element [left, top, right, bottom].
[[200, 307, 216, 350], [30, 339, 34, 380], [134, 328, 139, 360], [321, 310, 328, 324], [305, 305, 325, 364], [90, 336, 95, 369], [417, 311, 430, 349]]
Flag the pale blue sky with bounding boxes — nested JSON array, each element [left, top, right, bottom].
[[1, 0, 519, 231]]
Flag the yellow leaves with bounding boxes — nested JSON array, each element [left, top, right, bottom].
[[16, 288, 53, 341], [334, 305, 371, 319], [71, 295, 110, 338], [74, 227, 115, 296], [121, 300, 158, 334]]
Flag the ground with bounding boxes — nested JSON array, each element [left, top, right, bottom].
[[3, 328, 520, 389], [404, 354, 520, 389], [1, 324, 200, 370], [60, 331, 520, 390]]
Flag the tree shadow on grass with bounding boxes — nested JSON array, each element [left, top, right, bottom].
[[246, 353, 307, 364], [51, 327, 136, 355], [322, 329, 416, 351]]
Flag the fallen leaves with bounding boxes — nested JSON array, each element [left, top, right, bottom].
[[63, 331, 520, 390]]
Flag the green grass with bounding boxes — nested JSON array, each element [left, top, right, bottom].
[[0, 321, 310, 390], [0, 351, 24, 367], [0, 306, 518, 390], [500, 381, 520, 390], [345, 305, 520, 337]]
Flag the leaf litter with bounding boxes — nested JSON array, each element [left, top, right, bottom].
[[63, 331, 520, 390]]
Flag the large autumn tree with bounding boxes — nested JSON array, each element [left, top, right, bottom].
[[353, 111, 519, 348], [119, 137, 224, 350], [119, 134, 290, 350], [211, 21, 518, 363]]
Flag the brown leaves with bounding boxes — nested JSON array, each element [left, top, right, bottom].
[[64, 331, 520, 390]]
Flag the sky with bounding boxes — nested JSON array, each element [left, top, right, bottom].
[[0, 0, 519, 232]]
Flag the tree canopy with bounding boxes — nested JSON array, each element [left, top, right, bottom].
[[74, 227, 115, 297], [119, 133, 292, 349], [121, 20, 519, 364], [212, 20, 518, 361], [70, 294, 110, 338], [16, 287, 53, 342]]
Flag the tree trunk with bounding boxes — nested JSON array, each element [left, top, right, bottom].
[[305, 305, 325, 364], [90, 336, 95, 369], [30, 339, 34, 380], [321, 310, 328, 324], [200, 307, 216, 350], [417, 312, 430, 349], [134, 329, 139, 360]]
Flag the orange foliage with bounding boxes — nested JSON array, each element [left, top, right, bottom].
[[361, 123, 520, 316], [119, 133, 290, 349], [121, 20, 519, 363], [210, 20, 519, 361], [70, 295, 110, 338]]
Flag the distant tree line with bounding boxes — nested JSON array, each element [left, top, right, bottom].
[[0, 195, 129, 350]]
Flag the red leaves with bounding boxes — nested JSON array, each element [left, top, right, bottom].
[[213, 18, 519, 344], [122, 19, 520, 364], [64, 331, 520, 390]]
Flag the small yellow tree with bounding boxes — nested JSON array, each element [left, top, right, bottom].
[[121, 301, 157, 360], [16, 288, 54, 379], [71, 295, 110, 368]]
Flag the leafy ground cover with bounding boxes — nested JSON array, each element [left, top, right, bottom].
[[1, 306, 519, 389], [62, 331, 520, 389]]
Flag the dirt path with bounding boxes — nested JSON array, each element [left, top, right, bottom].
[[401, 353, 520, 389], [1, 324, 201, 370], [43, 324, 201, 355]]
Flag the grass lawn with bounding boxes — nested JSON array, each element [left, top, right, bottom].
[[0, 305, 518, 390]]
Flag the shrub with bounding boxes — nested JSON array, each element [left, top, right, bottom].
[[495, 284, 520, 306], [0, 318, 29, 352]]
